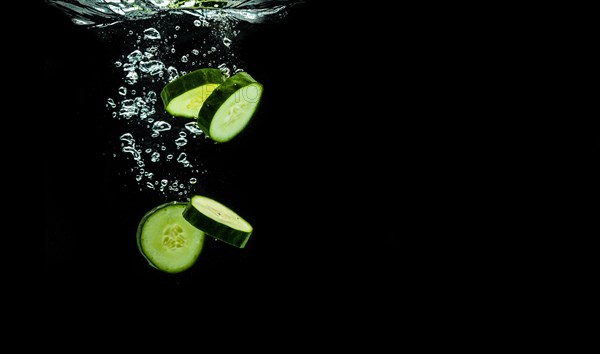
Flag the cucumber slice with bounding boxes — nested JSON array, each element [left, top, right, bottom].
[[137, 201, 206, 273], [182, 195, 253, 248], [197, 71, 263, 143], [160, 68, 226, 118]]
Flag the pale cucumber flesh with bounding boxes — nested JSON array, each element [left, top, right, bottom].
[[160, 68, 226, 118], [182, 195, 253, 248], [210, 83, 262, 142], [137, 202, 206, 273], [197, 71, 263, 143], [166, 83, 220, 118]]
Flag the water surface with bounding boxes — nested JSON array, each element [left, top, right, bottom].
[[46, 0, 305, 26]]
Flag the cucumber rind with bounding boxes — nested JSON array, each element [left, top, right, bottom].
[[136, 201, 206, 273], [197, 71, 263, 143], [182, 195, 253, 248], [160, 68, 226, 118]]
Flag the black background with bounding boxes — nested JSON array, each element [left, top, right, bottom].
[[39, 0, 600, 345], [42, 0, 414, 304]]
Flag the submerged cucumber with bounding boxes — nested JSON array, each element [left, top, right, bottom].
[[160, 68, 226, 118], [197, 71, 263, 143], [137, 201, 206, 273], [182, 195, 253, 248]]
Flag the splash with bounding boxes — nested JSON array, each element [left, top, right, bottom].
[[45, 0, 305, 27], [46, 0, 302, 199]]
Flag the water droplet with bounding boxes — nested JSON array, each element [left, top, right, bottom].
[[134, 96, 145, 107], [127, 49, 143, 63], [123, 63, 136, 72], [125, 70, 139, 84], [174, 137, 188, 146], [119, 99, 139, 119], [150, 151, 160, 162], [120, 133, 135, 145], [167, 66, 179, 81], [139, 60, 165, 75], [122, 146, 141, 160], [145, 46, 159, 55], [146, 91, 158, 103], [218, 63, 231, 77], [143, 27, 161, 40], [152, 121, 172, 132]]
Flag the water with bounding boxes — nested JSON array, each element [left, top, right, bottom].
[[45, 1, 403, 291], [46, 0, 305, 27], [45, 0, 305, 200]]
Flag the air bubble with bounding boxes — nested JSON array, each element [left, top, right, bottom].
[[143, 27, 161, 40]]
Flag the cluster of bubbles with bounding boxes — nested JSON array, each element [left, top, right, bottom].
[[104, 14, 243, 198]]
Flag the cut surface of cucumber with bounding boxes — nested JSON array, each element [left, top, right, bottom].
[[182, 195, 253, 248], [137, 201, 206, 273], [160, 68, 226, 118], [197, 71, 263, 143]]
